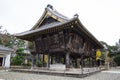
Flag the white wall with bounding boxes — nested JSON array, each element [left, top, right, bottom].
[[0, 52, 11, 68], [4, 54, 11, 68]]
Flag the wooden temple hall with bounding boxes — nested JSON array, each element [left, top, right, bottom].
[[16, 5, 103, 69]]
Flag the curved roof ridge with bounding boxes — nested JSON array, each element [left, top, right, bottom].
[[30, 4, 70, 30], [46, 5, 69, 21]]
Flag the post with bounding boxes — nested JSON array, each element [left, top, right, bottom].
[[47, 53, 50, 69], [43, 53, 45, 67], [31, 54, 34, 69], [80, 55, 84, 74], [75, 58, 78, 68], [35, 41, 39, 63], [65, 51, 70, 69], [104, 50, 109, 70]]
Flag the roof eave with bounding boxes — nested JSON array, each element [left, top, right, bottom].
[[75, 18, 104, 48], [15, 18, 76, 40]]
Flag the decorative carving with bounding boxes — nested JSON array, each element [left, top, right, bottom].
[[47, 4, 53, 10], [74, 14, 79, 18], [66, 32, 85, 54]]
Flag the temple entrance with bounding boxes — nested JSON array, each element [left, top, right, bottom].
[[0, 57, 3, 66], [49, 53, 66, 70], [50, 54, 65, 64]]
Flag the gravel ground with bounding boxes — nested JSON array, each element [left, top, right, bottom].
[[0, 69, 120, 80]]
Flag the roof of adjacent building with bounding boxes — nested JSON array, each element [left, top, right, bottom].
[[15, 4, 103, 48], [0, 45, 14, 52]]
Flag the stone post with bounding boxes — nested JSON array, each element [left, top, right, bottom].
[[104, 50, 109, 70], [31, 54, 34, 69]]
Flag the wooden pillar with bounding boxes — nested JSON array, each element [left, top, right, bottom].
[[31, 52, 36, 68], [65, 51, 70, 68], [80, 55, 84, 68], [34, 41, 39, 63], [47, 34, 50, 68], [31, 55, 34, 68], [80, 55, 84, 74], [90, 58, 93, 67], [92, 58, 95, 67], [42, 53, 45, 67], [37, 53, 40, 62], [75, 58, 78, 68], [51, 55, 53, 64]]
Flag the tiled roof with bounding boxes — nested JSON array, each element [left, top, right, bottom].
[[15, 18, 75, 37], [0, 45, 14, 52]]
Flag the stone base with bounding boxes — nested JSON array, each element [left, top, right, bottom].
[[50, 64, 65, 70]]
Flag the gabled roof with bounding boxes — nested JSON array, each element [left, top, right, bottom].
[[31, 4, 69, 30]]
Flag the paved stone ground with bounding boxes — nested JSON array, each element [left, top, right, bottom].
[[11, 67, 104, 75], [0, 68, 120, 80]]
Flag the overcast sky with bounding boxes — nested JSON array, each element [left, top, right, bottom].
[[0, 0, 120, 46]]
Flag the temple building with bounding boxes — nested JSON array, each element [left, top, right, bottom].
[[15, 5, 103, 69]]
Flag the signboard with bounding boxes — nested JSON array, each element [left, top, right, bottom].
[[96, 49, 101, 60]]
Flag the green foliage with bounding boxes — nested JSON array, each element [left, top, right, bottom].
[[11, 48, 25, 65], [114, 55, 120, 66], [100, 52, 105, 60], [8, 36, 25, 48], [36, 59, 42, 67], [100, 41, 120, 58], [60, 57, 64, 63]]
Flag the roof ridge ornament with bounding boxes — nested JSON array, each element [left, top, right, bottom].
[[47, 4, 53, 10], [74, 14, 79, 18]]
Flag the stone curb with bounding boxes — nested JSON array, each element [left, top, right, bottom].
[[10, 68, 105, 78]]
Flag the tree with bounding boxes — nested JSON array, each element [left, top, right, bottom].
[[114, 55, 120, 66], [100, 41, 120, 66], [11, 48, 25, 65], [0, 26, 10, 46], [100, 41, 119, 57], [0, 26, 25, 49], [8, 36, 25, 49]]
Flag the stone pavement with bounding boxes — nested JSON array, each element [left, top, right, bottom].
[[11, 67, 104, 78], [0, 68, 120, 80]]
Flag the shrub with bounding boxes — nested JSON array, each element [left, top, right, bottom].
[[36, 60, 42, 67], [114, 55, 120, 66], [11, 48, 25, 65], [22, 62, 31, 66]]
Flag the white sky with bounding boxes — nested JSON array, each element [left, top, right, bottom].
[[0, 0, 120, 46]]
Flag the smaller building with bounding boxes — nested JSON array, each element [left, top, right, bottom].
[[0, 45, 14, 68]]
